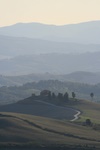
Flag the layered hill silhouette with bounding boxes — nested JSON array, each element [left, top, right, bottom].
[[0, 21, 100, 76], [0, 21, 100, 44], [1, 71, 100, 87], [0, 35, 100, 58], [1, 52, 100, 75]]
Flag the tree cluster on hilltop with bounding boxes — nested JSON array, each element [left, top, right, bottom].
[[31, 89, 80, 106], [0, 79, 96, 104]]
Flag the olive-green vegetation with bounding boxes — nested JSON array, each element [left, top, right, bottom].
[[0, 112, 100, 149], [0, 80, 100, 104], [35, 92, 100, 125], [71, 99, 100, 124]]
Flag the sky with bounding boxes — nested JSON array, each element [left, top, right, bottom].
[[0, 0, 100, 27]]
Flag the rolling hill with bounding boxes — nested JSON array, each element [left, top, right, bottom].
[[0, 112, 99, 149], [61, 71, 100, 84], [0, 35, 100, 58], [0, 35, 86, 56], [0, 21, 100, 44], [1, 52, 100, 75], [1, 71, 100, 87], [0, 99, 100, 149], [0, 96, 77, 120]]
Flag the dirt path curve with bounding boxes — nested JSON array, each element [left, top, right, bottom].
[[35, 100, 81, 121], [70, 110, 81, 121]]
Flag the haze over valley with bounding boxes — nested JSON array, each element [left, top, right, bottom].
[[0, 21, 100, 106], [0, 21, 100, 76], [1, 0, 100, 149], [0, 18, 100, 150]]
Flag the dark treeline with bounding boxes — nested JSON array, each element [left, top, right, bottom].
[[31, 90, 70, 105]]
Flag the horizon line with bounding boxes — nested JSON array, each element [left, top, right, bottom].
[[0, 19, 100, 28]]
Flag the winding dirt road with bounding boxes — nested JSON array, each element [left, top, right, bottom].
[[70, 110, 81, 121]]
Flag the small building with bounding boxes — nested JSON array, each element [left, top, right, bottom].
[[40, 90, 51, 96]]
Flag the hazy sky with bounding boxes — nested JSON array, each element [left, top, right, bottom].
[[0, 0, 100, 27]]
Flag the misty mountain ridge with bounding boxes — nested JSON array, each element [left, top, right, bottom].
[[0, 20, 100, 44], [0, 21, 100, 82], [0, 35, 100, 57], [0, 51, 100, 75], [0, 70, 100, 87]]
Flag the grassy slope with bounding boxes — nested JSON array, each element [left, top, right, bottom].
[[70, 99, 100, 124], [40, 96, 100, 124], [0, 100, 76, 120], [0, 98, 100, 149], [0, 112, 100, 149]]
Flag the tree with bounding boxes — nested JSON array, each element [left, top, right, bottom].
[[63, 92, 69, 101], [52, 92, 56, 99], [57, 93, 63, 100], [90, 92, 94, 100], [72, 92, 76, 99], [32, 93, 36, 97], [85, 119, 92, 126], [48, 91, 51, 100]]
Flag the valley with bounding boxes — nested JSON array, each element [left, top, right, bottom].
[[0, 20, 100, 149]]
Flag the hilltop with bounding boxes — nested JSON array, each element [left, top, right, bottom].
[[1, 79, 100, 104], [0, 94, 77, 121]]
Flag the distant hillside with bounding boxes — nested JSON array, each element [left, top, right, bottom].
[[0, 79, 100, 104], [1, 52, 100, 75], [1, 71, 100, 87], [0, 21, 100, 44], [62, 71, 100, 84], [0, 35, 100, 58], [0, 73, 62, 87], [0, 35, 85, 56]]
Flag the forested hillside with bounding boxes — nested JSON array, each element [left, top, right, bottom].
[[0, 80, 99, 105], [1, 71, 100, 87]]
